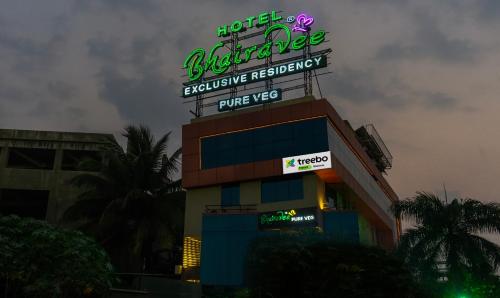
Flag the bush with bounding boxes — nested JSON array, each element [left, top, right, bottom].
[[0, 215, 115, 297], [246, 232, 424, 298]]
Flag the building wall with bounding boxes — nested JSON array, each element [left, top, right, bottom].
[[0, 129, 114, 223]]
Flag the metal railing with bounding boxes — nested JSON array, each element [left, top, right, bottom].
[[204, 204, 257, 214]]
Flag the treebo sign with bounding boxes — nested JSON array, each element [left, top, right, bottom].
[[183, 10, 326, 81]]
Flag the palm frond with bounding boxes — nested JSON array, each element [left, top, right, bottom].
[[392, 192, 444, 224]]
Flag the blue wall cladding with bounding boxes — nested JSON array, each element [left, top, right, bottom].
[[322, 212, 360, 244], [201, 214, 258, 286], [201, 117, 329, 169]]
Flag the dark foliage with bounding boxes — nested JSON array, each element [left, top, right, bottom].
[[0, 215, 115, 298], [245, 232, 423, 298], [61, 125, 184, 273], [392, 192, 500, 292]]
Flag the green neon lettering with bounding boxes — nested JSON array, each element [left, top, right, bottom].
[[231, 20, 243, 33], [246, 16, 256, 28], [183, 48, 205, 81], [264, 24, 291, 54], [243, 45, 258, 62], [270, 10, 282, 22], [234, 44, 243, 64], [216, 52, 232, 74], [257, 42, 272, 59], [291, 35, 307, 50], [257, 12, 269, 27], [217, 25, 229, 37], [204, 42, 224, 72], [310, 30, 326, 45]]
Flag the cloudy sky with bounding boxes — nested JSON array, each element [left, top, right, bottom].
[[1, 0, 500, 212]]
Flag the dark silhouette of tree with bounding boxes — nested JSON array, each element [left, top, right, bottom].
[[62, 125, 183, 272], [393, 192, 500, 294]]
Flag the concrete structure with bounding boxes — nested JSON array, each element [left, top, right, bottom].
[[181, 96, 400, 285], [0, 129, 114, 223]]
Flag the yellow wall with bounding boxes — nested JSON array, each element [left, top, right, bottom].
[[183, 186, 220, 239], [183, 173, 324, 240]]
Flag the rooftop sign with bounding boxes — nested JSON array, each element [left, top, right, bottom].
[[183, 11, 326, 83], [181, 10, 331, 115]]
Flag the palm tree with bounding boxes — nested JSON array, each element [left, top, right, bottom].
[[62, 125, 183, 272], [392, 192, 500, 289]]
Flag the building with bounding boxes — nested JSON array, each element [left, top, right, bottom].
[[0, 129, 114, 223], [181, 96, 400, 285]]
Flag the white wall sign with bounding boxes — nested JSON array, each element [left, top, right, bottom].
[[282, 151, 332, 174]]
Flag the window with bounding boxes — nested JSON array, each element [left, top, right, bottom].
[[201, 117, 329, 169], [0, 189, 49, 219], [261, 175, 303, 203], [62, 150, 102, 171], [221, 184, 240, 206], [7, 148, 56, 170]]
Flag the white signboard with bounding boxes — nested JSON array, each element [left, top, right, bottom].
[[282, 151, 332, 174]]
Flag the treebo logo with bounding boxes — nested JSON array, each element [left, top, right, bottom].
[[297, 155, 328, 166], [282, 151, 332, 174]]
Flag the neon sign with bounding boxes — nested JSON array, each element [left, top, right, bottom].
[[259, 208, 318, 230], [292, 13, 315, 32], [183, 10, 326, 82]]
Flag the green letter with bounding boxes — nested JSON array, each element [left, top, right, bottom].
[[183, 48, 205, 81], [243, 45, 258, 62], [217, 25, 229, 37], [271, 10, 282, 22], [234, 44, 244, 64], [257, 42, 272, 59], [291, 35, 307, 50], [264, 24, 291, 54], [231, 20, 243, 33], [257, 12, 269, 27], [246, 16, 256, 28], [310, 30, 326, 46], [204, 42, 224, 72]]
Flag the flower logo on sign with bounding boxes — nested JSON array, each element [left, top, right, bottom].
[[292, 13, 315, 32]]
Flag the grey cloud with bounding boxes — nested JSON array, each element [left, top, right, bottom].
[[420, 92, 458, 111], [47, 81, 77, 101], [0, 32, 66, 74], [376, 11, 477, 63], [96, 67, 185, 133], [327, 67, 408, 109]]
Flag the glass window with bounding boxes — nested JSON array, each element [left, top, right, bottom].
[[7, 148, 56, 170], [201, 118, 329, 169], [261, 175, 303, 203], [61, 150, 102, 171], [221, 184, 240, 206]]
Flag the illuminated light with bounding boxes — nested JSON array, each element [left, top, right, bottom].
[[183, 55, 327, 97], [183, 10, 327, 81], [259, 207, 318, 230], [182, 237, 201, 269], [293, 13, 315, 32]]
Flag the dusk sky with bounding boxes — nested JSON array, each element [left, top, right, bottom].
[[1, 0, 500, 221]]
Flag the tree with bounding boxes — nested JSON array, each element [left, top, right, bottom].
[[243, 231, 423, 298], [0, 215, 115, 298], [392, 192, 500, 295], [62, 125, 183, 272]]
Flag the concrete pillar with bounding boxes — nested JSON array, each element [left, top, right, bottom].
[[0, 146, 8, 168]]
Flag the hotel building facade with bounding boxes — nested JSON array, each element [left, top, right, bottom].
[[181, 96, 400, 285]]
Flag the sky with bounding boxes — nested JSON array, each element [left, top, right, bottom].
[[1, 0, 500, 222]]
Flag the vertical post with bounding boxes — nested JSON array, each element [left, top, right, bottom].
[[229, 32, 238, 101], [265, 23, 273, 91], [303, 31, 313, 96]]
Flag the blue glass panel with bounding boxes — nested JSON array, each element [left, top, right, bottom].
[[261, 175, 303, 203], [221, 184, 240, 206], [200, 118, 329, 169]]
